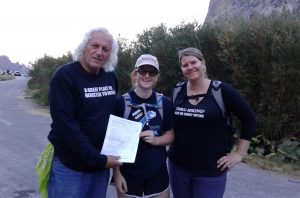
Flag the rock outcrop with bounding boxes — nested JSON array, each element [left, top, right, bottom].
[[0, 55, 30, 74], [205, 0, 300, 23]]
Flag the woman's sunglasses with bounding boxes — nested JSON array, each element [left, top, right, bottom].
[[137, 68, 158, 77]]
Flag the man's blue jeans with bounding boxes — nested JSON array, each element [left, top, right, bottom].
[[48, 157, 109, 198]]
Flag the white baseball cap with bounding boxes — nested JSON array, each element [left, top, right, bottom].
[[135, 54, 159, 71]]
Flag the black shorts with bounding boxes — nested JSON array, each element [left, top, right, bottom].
[[123, 164, 169, 197]]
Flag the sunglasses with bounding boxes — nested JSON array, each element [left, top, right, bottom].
[[137, 69, 158, 77]]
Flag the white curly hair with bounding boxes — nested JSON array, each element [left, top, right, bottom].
[[73, 27, 119, 72]]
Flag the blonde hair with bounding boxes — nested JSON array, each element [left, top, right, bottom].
[[178, 47, 204, 63], [178, 47, 207, 77]]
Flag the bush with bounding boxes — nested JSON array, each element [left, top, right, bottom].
[[28, 12, 300, 146], [28, 53, 72, 105]]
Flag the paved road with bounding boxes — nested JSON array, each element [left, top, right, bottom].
[[0, 76, 50, 198], [0, 77, 299, 198]]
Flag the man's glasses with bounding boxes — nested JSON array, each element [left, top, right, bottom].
[[137, 69, 158, 77]]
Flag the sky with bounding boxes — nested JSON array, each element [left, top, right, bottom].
[[0, 0, 210, 66]]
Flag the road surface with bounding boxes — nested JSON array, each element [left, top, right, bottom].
[[0, 77, 299, 198]]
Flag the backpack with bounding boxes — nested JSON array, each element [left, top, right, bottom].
[[122, 92, 164, 123], [172, 80, 231, 127]]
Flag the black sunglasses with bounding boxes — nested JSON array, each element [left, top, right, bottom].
[[137, 69, 158, 77]]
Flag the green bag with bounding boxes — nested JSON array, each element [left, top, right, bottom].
[[36, 143, 54, 198]]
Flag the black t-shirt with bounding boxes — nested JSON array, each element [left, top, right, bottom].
[[48, 61, 118, 172], [169, 81, 256, 176], [115, 90, 173, 179]]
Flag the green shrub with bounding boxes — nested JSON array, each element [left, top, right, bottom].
[[27, 12, 300, 146], [28, 53, 72, 105]]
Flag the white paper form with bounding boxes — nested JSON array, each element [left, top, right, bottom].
[[100, 114, 142, 163]]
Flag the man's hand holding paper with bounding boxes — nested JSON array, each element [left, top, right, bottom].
[[101, 115, 142, 163]]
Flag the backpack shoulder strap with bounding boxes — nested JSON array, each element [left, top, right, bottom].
[[172, 82, 185, 103], [155, 92, 163, 119], [211, 80, 232, 127], [123, 92, 164, 120], [122, 93, 132, 119], [211, 80, 226, 118]]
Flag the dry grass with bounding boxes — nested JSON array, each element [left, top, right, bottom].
[[0, 74, 14, 81], [243, 154, 300, 179], [24, 89, 39, 99]]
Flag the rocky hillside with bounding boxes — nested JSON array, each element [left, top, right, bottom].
[[0, 56, 30, 75], [205, 0, 300, 23]]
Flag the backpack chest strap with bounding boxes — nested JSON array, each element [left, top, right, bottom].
[[122, 92, 163, 120]]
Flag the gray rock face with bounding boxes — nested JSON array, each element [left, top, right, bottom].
[[0, 55, 30, 74], [205, 0, 300, 23]]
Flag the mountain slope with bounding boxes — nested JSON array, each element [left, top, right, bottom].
[[0, 55, 30, 74], [205, 0, 300, 23]]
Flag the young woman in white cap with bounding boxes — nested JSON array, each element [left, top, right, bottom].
[[113, 54, 174, 198]]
